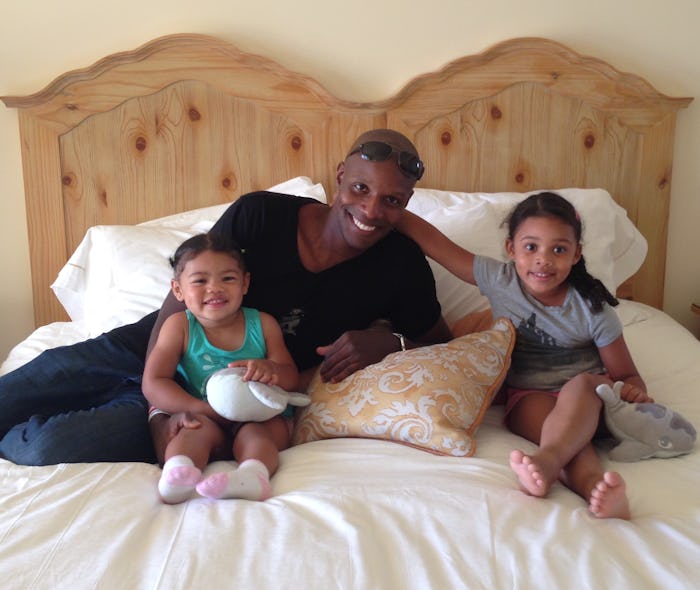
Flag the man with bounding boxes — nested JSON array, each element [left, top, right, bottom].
[[0, 129, 452, 465]]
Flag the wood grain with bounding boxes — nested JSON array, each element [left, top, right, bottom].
[[1, 34, 692, 326]]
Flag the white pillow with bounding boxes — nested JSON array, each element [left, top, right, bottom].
[[406, 187, 647, 325], [52, 177, 326, 335]]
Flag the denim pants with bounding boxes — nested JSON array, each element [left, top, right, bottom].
[[0, 312, 159, 465]]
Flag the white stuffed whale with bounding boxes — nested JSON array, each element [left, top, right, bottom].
[[206, 367, 311, 422], [595, 381, 696, 462]]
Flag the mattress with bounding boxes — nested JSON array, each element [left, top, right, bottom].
[[1, 301, 698, 589]]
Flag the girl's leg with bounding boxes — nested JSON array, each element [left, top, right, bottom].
[[507, 393, 558, 496], [231, 415, 292, 474], [158, 415, 225, 504], [196, 416, 291, 500], [561, 443, 631, 519], [506, 373, 606, 497]]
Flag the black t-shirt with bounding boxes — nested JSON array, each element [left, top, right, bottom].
[[209, 192, 442, 370]]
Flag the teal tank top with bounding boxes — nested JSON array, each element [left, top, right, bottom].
[[176, 307, 267, 399]]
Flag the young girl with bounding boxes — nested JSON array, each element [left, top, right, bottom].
[[142, 234, 299, 504], [398, 192, 653, 519]]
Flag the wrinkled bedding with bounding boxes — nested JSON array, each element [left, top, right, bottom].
[[1, 301, 698, 589]]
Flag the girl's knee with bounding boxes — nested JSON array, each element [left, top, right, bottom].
[[180, 414, 226, 445], [567, 372, 595, 387], [234, 418, 291, 455], [563, 373, 606, 406]]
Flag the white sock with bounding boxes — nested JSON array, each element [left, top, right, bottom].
[[196, 459, 271, 501], [158, 455, 202, 504]]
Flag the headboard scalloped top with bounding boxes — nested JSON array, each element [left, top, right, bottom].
[[1, 34, 691, 326]]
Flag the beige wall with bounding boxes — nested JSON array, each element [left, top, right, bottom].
[[1, 0, 699, 359]]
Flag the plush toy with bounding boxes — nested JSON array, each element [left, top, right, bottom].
[[595, 381, 696, 462], [206, 367, 311, 422]]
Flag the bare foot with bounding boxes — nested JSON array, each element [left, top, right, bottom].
[[589, 471, 631, 520], [509, 449, 556, 497]]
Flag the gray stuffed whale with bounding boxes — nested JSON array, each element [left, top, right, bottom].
[[595, 381, 696, 462]]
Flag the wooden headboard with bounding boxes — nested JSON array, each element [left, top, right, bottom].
[[1, 34, 691, 327]]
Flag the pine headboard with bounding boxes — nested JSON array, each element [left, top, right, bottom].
[[2, 34, 691, 326]]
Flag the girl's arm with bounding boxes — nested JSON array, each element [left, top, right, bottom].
[[229, 312, 299, 391], [598, 335, 653, 403], [397, 210, 477, 285], [142, 312, 217, 418]]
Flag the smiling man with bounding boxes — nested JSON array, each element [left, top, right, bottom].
[[0, 129, 452, 466], [179, 128, 452, 386]]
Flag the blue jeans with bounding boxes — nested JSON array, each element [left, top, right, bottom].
[[0, 312, 158, 465]]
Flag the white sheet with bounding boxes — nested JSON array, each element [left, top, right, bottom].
[[1, 301, 698, 589]]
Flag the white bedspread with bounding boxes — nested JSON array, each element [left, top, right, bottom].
[[1, 302, 698, 589]]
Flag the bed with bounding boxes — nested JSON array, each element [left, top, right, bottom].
[[1, 34, 698, 589]]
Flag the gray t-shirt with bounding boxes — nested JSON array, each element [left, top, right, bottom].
[[474, 256, 622, 391]]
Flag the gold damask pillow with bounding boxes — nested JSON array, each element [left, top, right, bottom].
[[292, 318, 514, 456]]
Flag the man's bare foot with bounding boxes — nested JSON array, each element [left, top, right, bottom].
[[509, 449, 557, 497], [589, 471, 631, 520]]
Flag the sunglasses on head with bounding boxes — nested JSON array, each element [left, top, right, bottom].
[[348, 141, 425, 181]]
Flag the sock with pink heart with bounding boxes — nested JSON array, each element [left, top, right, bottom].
[[196, 459, 271, 501], [158, 455, 202, 504]]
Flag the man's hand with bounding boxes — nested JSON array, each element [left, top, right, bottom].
[[315, 329, 402, 383]]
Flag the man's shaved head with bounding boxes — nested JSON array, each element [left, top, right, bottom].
[[346, 129, 420, 159]]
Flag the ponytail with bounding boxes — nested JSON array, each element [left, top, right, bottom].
[[567, 256, 618, 312]]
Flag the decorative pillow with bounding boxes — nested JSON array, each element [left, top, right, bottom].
[[51, 177, 326, 335], [292, 317, 515, 457], [405, 187, 647, 325]]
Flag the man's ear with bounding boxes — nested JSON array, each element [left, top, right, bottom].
[[335, 161, 345, 186]]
